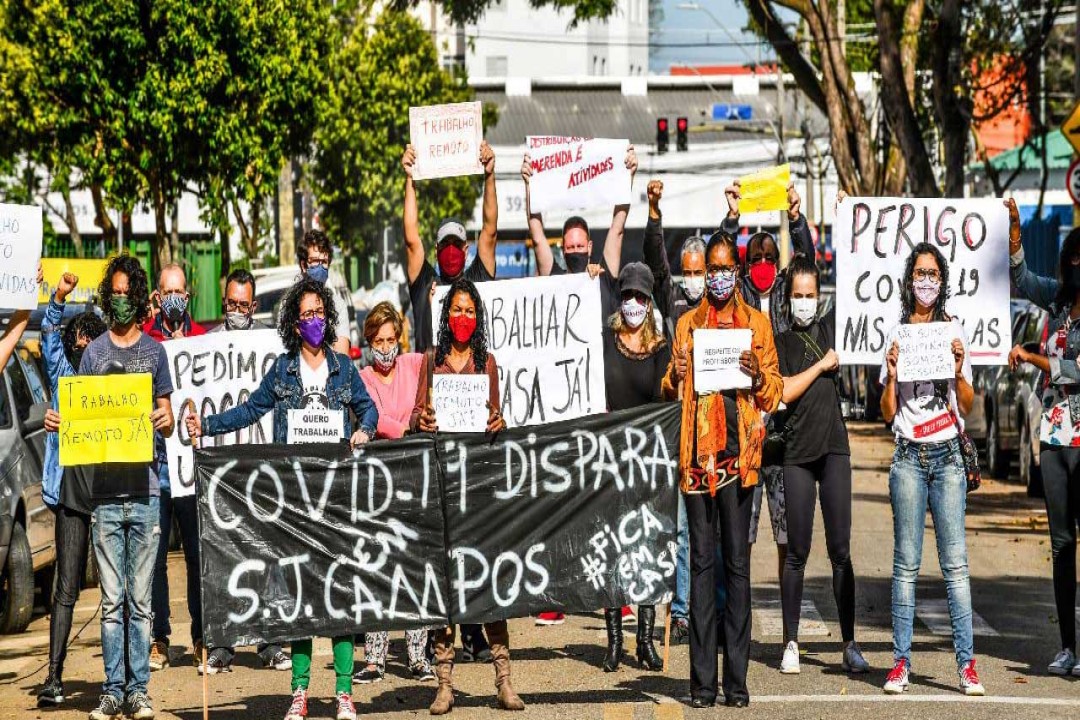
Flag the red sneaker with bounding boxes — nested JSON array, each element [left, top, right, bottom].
[[535, 612, 565, 626], [284, 688, 307, 720], [959, 660, 985, 696], [621, 606, 636, 622], [882, 659, 909, 695]]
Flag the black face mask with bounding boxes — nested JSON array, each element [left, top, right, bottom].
[[69, 348, 84, 371], [565, 252, 590, 274]]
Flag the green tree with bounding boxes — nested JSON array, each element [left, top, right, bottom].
[[311, 10, 497, 258]]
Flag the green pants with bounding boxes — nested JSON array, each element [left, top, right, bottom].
[[291, 636, 354, 694]]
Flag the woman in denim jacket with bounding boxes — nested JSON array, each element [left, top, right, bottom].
[[879, 243, 984, 697], [1006, 199, 1080, 677], [187, 277, 377, 720]]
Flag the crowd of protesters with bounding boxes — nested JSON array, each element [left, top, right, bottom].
[[21, 138, 1074, 720]]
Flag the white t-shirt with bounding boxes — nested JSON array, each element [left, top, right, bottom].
[[331, 290, 352, 346], [879, 318, 972, 443], [299, 357, 330, 410]]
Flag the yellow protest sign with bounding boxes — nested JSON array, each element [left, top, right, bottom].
[[737, 163, 791, 214], [38, 258, 110, 304], [58, 374, 154, 466]]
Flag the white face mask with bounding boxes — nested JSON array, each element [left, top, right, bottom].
[[621, 298, 648, 329], [371, 344, 399, 370], [682, 276, 705, 302], [791, 297, 818, 328]]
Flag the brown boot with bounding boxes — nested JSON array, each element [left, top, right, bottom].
[[430, 626, 456, 716], [486, 621, 525, 711]]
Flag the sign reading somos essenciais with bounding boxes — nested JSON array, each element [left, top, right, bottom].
[[834, 196, 1011, 366]]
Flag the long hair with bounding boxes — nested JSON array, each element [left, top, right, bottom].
[[278, 278, 339, 355], [62, 311, 107, 366], [1055, 227, 1080, 310], [899, 242, 951, 324], [435, 278, 488, 369], [609, 300, 664, 353], [98, 254, 152, 327]]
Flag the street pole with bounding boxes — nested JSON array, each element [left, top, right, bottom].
[[777, 68, 790, 267]]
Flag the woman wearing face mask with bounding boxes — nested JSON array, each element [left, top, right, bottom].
[[409, 278, 520, 716], [1005, 200, 1080, 677], [662, 232, 782, 708], [597, 262, 671, 672], [773, 255, 868, 676], [353, 301, 434, 685], [187, 277, 378, 720], [879, 243, 983, 697]]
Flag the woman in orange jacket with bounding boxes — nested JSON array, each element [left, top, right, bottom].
[[662, 231, 782, 709]]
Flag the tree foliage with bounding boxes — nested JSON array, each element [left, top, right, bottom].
[[311, 10, 497, 258]]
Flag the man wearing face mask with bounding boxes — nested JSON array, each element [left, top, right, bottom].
[[402, 141, 498, 354], [143, 264, 207, 341], [521, 146, 639, 321], [297, 229, 352, 356]]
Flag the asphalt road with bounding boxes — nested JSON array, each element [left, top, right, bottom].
[[3, 422, 1079, 720]]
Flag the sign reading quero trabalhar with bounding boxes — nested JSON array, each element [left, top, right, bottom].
[[834, 196, 1011, 366]]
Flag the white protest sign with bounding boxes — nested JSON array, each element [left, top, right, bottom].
[[409, 102, 484, 180], [0, 203, 43, 310], [431, 273, 606, 426], [526, 136, 631, 213], [835, 197, 1011, 366], [432, 374, 489, 433], [286, 408, 344, 444], [166, 329, 283, 498], [692, 329, 752, 392], [896, 322, 956, 382]]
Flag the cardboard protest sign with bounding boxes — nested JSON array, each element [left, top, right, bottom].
[[738, 164, 790, 214], [526, 136, 631, 214], [58, 374, 154, 465], [432, 374, 489, 433], [432, 273, 606, 427], [38, 258, 110, 305], [896, 322, 956, 382], [692, 329, 752, 392], [835, 197, 1011, 366], [286, 409, 344, 444], [409, 102, 484, 180], [0, 203, 43, 310], [166, 330, 283, 498]]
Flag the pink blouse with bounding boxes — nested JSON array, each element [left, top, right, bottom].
[[359, 352, 424, 439]]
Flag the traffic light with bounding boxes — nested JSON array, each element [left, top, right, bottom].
[[676, 117, 688, 152], [656, 118, 669, 154]]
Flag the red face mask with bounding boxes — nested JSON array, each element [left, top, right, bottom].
[[749, 261, 777, 293], [448, 315, 477, 344], [437, 243, 466, 279]]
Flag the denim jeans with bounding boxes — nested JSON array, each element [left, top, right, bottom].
[[151, 491, 202, 645], [93, 497, 159, 700], [889, 438, 973, 670], [673, 493, 727, 621]]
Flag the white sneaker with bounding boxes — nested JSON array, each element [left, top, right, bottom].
[[1049, 648, 1076, 676], [780, 641, 800, 674]]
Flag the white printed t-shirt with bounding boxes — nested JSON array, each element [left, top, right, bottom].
[[299, 357, 330, 410], [879, 318, 972, 443]]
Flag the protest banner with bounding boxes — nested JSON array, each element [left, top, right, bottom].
[[526, 136, 631, 214], [692, 329, 752, 392], [38, 258, 110, 305], [431, 273, 607, 427], [896, 322, 956, 382], [165, 330, 283, 498], [431, 374, 489, 433], [0, 203, 44, 310], [409, 102, 484, 180], [737, 164, 790, 214], [58, 373, 154, 465], [286, 409, 344, 444], [834, 197, 1011, 366], [196, 402, 680, 647]]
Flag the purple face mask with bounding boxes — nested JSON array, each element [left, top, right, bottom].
[[298, 317, 326, 347]]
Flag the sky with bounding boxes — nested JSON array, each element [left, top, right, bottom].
[[649, 0, 778, 74]]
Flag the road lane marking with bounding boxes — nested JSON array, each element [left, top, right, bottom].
[[917, 599, 999, 637], [654, 702, 684, 720], [602, 703, 634, 720], [749, 694, 1080, 706], [754, 599, 830, 637]]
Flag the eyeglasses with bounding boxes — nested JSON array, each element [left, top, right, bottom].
[[913, 269, 941, 282], [299, 309, 325, 321], [707, 267, 738, 279], [305, 259, 330, 269], [224, 300, 254, 313]]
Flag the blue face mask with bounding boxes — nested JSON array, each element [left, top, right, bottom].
[[306, 265, 329, 285]]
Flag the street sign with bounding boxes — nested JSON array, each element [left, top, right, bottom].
[[711, 103, 753, 121], [1067, 157, 1080, 207], [1061, 99, 1080, 156]]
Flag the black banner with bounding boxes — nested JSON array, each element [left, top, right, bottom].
[[197, 403, 680, 648]]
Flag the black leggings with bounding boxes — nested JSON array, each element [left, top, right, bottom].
[[48, 503, 91, 679], [782, 453, 855, 644], [1039, 445, 1080, 652]]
